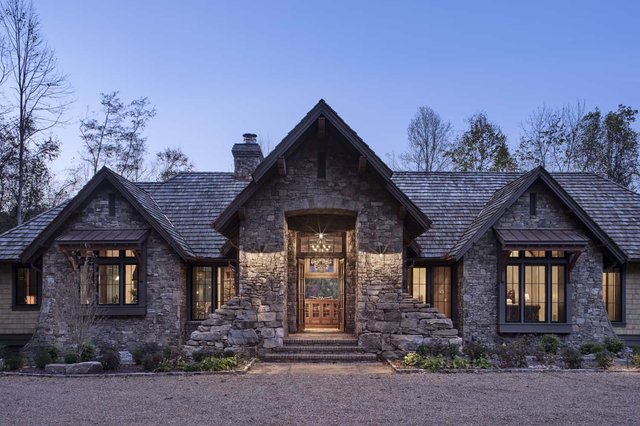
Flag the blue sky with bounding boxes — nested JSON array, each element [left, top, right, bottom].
[[34, 0, 640, 174]]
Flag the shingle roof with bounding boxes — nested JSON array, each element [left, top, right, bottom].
[[0, 201, 69, 261], [393, 171, 640, 261], [138, 173, 247, 259]]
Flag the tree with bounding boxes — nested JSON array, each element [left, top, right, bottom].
[[0, 0, 71, 224], [79, 92, 156, 182], [154, 147, 194, 181], [447, 112, 516, 172], [400, 106, 453, 171]]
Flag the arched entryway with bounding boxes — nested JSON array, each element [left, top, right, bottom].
[[285, 211, 357, 334]]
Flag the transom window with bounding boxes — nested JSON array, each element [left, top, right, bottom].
[[408, 266, 452, 318], [505, 250, 567, 324], [96, 249, 138, 306], [191, 265, 237, 320]]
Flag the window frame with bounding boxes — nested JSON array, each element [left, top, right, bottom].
[[499, 250, 573, 333], [406, 263, 455, 320], [12, 264, 42, 311], [93, 247, 146, 316], [188, 263, 238, 321], [602, 265, 625, 326]]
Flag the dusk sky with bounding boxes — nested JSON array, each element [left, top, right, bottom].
[[34, 0, 640, 175]]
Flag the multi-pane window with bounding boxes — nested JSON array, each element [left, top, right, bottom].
[[505, 250, 567, 324], [602, 269, 622, 322], [190, 265, 237, 320], [15, 266, 40, 307], [96, 250, 138, 306], [409, 266, 452, 318]]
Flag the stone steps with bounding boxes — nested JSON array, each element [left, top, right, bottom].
[[262, 334, 378, 362]]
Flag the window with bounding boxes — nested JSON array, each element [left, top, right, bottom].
[[603, 269, 622, 322], [14, 266, 41, 308], [96, 249, 138, 306], [190, 265, 237, 320], [504, 250, 567, 325], [408, 266, 453, 318]]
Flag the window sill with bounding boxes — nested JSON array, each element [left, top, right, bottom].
[[612, 322, 626, 328], [499, 323, 573, 334], [11, 305, 40, 312], [96, 306, 146, 316]]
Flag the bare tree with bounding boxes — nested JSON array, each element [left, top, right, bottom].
[[516, 105, 566, 170], [0, 0, 72, 224], [115, 97, 155, 181], [400, 106, 452, 171], [154, 147, 194, 181], [560, 100, 586, 172]]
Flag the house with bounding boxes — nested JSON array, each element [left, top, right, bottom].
[[0, 100, 638, 359]]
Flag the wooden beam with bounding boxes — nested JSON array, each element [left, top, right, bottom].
[[358, 156, 367, 175], [237, 207, 246, 222], [318, 117, 326, 139], [277, 157, 287, 177]]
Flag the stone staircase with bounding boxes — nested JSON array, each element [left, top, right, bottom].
[[261, 334, 379, 362]]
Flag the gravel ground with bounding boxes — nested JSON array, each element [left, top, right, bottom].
[[1, 362, 639, 425]]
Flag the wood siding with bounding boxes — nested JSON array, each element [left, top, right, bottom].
[[617, 263, 640, 337], [0, 264, 39, 334]]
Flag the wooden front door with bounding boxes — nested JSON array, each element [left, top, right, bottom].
[[299, 257, 343, 329]]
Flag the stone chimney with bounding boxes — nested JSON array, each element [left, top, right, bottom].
[[232, 133, 264, 180]]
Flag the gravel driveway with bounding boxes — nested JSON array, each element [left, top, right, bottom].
[[1, 362, 639, 425]]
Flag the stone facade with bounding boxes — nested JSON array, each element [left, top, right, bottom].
[[28, 188, 188, 352], [460, 184, 615, 346], [186, 131, 459, 358]]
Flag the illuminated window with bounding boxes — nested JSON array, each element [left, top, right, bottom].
[[603, 269, 622, 322], [409, 266, 452, 317], [190, 265, 237, 320], [96, 250, 139, 306], [14, 266, 40, 307]]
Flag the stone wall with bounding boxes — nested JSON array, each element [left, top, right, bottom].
[[460, 183, 615, 346], [28, 188, 187, 352]]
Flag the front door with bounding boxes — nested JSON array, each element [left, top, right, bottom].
[[299, 258, 344, 329]]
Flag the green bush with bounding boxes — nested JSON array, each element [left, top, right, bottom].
[[142, 352, 164, 371], [417, 342, 460, 359], [100, 349, 121, 371], [538, 335, 561, 355], [533, 348, 555, 366], [34, 347, 53, 369], [462, 342, 489, 361], [418, 356, 446, 372], [200, 355, 238, 372], [561, 347, 583, 369], [41, 344, 59, 362], [183, 362, 202, 372], [156, 360, 174, 373], [80, 342, 96, 361], [403, 352, 422, 366], [6, 355, 24, 371], [452, 356, 470, 369], [595, 351, 614, 369], [580, 342, 605, 355], [630, 353, 640, 367], [64, 352, 79, 364], [495, 341, 528, 368], [604, 337, 625, 354], [473, 356, 491, 369], [132, 342, 161, 365]]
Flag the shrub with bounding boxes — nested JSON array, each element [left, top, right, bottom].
[[561, 347, 582, 369], [533, 348, 555, 366], [6, 355, 24, 371], [64, 352, 79, 364], [80, 342, 96, 361], [473, 356, 491, 369], [41, 344, 59, 362], [417, 342, 460, 359], [100, 349, 121, 371], [452, 356, 469, 369], [595, 351, 614, 369], [604, 337, 625, 354], [495, 341, 528, 368], [132, 342, 161, 365], [183, 362, 202, 372], [34, 347, 53, 369], [418, 356, 446, 372], [462, 342, 489, 361], [192, 349, 215, 363], [200, 355, 238, 372], [403, 352, 422, 366], [580, 342, 604, 355], [538, 335, 561, 355], [142, 352, 164, 371], [631, 353, 640, 367], [156, 360, 174, 373]]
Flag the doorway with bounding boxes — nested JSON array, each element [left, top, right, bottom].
[[296, 232, 345, 331]]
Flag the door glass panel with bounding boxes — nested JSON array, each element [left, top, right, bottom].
[[506, 265, 520, 322], [551, 265, 565, 322], [217, 266, 236, 309], [411, 267, 427, 303], [432, 266, 451, 317], [192, 266, 212, 320], [304, 278, 338, 299], [524, 265, 546, 322]]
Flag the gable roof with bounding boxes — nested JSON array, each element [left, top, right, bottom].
[[213, 99, 431, 239], [393, 169, 632, 262], [21, 167, 195, 262]]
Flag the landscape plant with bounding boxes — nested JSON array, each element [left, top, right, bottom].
[[561, 347, 583, 369], [34, 347, 53, 369], [604, 337, 625, 354]]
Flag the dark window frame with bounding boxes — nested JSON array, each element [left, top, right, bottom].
[[499, 250, 572, 333], [603, 265, 625, 326], [12, 264, 42, 311], [406, 263, 456, 321], [188, 262, 238, 321], [95, 249, 139, 307]]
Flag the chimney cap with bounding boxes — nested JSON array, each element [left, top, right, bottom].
[[243, 133, 258, 143]]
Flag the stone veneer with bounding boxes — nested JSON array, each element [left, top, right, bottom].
[[460, 183, 615, 346], [187, 130, 459, 358], [28, 188, 187, 352]]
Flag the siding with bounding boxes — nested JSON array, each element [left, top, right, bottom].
[[617, 263, 640, 337], [0, 264, 39, 334]]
